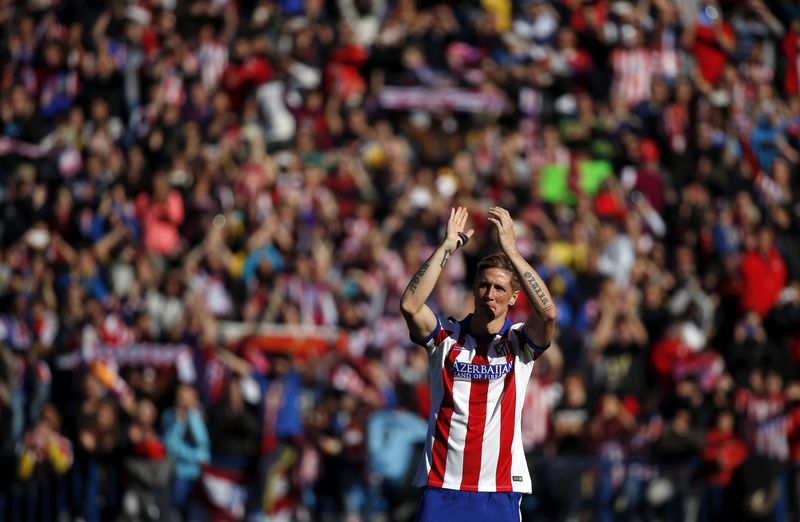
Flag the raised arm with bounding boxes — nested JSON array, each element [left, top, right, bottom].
[[400, 207, 473, 341], [487, 207, 557, 348]]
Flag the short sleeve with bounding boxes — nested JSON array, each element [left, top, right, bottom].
[[410, 317, 442, 349], [512, 324, 550, 362]]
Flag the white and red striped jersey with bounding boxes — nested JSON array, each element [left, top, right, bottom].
[[412, 314, 547, 493], [736, 389, 789, 461], [611, 47, 653, 108]]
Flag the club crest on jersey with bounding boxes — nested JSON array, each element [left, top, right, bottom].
[[453, 360, 513, 380], [495, 340, 513, 357]]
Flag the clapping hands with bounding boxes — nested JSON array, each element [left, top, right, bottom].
[[487, 207, 518, 255]]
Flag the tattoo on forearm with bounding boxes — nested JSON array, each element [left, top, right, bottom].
[[523, 271, 552, 310], [408, 262, 429, 293], [440, 249, 451, 269]]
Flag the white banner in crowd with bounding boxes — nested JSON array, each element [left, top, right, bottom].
[[56, 342, 196, 382], [378, 86, 506, 115], [89, 343, 191, 367], [0, 137, 59, 158]]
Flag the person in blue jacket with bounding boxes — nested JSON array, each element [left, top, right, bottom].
[[161, 384, 210, 520]]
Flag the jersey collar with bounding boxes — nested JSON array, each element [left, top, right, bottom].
[[462, 314, 512, 339]]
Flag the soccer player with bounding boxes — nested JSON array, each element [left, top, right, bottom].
[[400, 206, 557, 521]]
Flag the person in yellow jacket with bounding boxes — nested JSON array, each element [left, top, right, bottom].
[[17, 402, 73, 480], [481, 0, 511, 33]]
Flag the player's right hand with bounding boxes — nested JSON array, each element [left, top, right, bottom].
[[445, 206, 474, 249]]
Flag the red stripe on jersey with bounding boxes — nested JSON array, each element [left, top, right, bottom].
[[460, 343, 490, 490], [434, 327, 451, 346], [495, 353, 516, 490], [428, 347, 460, 487]]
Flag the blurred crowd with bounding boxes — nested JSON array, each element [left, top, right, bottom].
[[1, 0, 800, 520]]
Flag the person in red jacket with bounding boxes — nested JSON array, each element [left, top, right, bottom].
[[682, 0, 735, 89], [220, 36, 273, 112], [703, 409, 748, 520], [782, 17, 800, 97], [740, 226, 787, 318]]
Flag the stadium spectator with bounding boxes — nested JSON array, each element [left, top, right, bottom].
[[702, 408, 748, 521], [121, 398, 171, 521], [15, 402, 72, 521], [161, 384, 210, 520]]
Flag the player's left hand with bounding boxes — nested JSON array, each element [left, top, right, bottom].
[[487, 206, 518, 254]]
